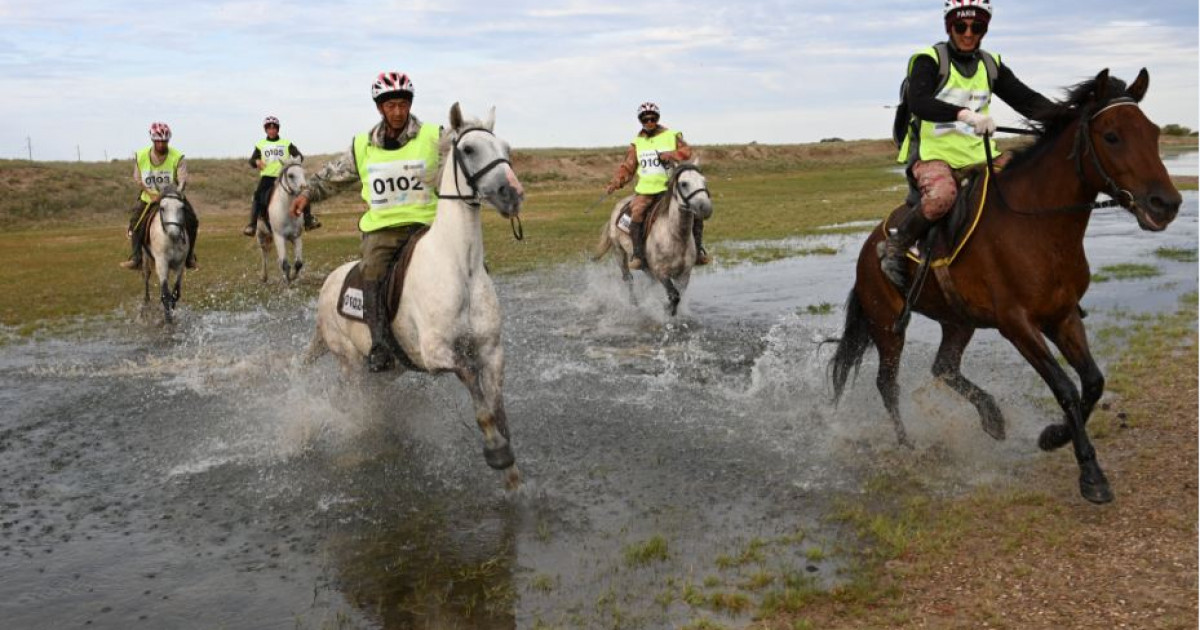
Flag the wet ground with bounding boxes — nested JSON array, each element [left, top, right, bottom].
[[1, 153, 1195, 629]]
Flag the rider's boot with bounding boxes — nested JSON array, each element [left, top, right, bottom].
[[303, 208, 322, 231], [692, 218, 710, 265], [242, 205, 258, 237], [880, 203, 933, 288], [628, 220, 646, 270], [119, 220, 146, 270], [184, 203, 199, 270], [363, 281, 396, 372]]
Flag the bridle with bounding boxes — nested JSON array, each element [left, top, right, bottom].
[[670, 163, 711, 212], [984, 97, 1139, 215], [276, 163, 310, 197], [437, 127, 523, 239], [157, 191, 188, 233]]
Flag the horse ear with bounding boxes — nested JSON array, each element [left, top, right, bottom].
[[450, 102, 463, 131], [1128, 68, 1150, 103], [485, 106, 495, 131], [1092, 68, 1111, 102]]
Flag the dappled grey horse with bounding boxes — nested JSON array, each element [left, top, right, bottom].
[[256, 161, 308, 285], [595, 162, 713, 316], [142, 186, 190, 324]]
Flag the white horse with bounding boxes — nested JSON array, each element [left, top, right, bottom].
[[307, 103, 525, 489], [256, 161, 308, 284], [142, 186, 190, 323], [595, 162, 713, 316]]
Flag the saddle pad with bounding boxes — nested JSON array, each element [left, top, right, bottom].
[[613, 193, 667, 243], [336, 225, 431, 323], [888, 167, 988, 268]]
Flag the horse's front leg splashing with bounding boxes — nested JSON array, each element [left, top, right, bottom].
[[453, 342, 520, 490]]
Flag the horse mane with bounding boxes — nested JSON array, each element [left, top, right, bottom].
[[1003, 74, 1133, 172]]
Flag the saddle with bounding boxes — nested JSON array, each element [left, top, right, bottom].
[[613, 192, 668, 249], [889, 166, 989, 268], [336, 226, 431, 325]]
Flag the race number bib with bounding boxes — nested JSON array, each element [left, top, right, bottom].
[[366, 159, 429, 209], [637, 149, 665, 176], [340, 287, 365, 320], [142, 169, 174, 191], [261, 145, 287, 163]]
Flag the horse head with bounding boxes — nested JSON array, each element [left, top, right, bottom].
[[157, 184, 188, 241], [277, 160, 309, 197], [442, 102, 524, 218], [1076, 68, 1181, 231], [669, 160, 713, 220]]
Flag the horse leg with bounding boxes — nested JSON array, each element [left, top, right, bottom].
[[292, 238, 304, 281], [661, 278, 680, 317], [617, 257, 637, 305], [159, 276, 173, 324], [453, 345, 519, 489], [273, 233, 289, 285], [258, 234, 270, 283], [932, 322, 1006, 440], [998, 315, 1111, 504], [1041, 311, 1106, 451], [873, 325, 913, 448]]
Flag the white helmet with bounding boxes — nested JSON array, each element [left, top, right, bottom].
[[944, 0, 992, 22], [637, 102, 660, 120], [371, 71, 415, 104], [263, 115, 280, 128]]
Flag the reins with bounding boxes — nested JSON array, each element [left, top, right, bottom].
[[983, 100, 1137, 216], [437, 127, 524, 240], [157, 193, 188, 233]]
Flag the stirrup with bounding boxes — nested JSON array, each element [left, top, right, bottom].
[[304, 217, 322, 231], [242, 224, 256, 236], [119, 259, 141, 270], [628, 256, 644, 270]]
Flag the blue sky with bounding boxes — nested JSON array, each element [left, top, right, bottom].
[[1, 0, 1196, 161]]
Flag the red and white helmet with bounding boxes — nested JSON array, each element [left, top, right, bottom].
[[944, 0, 992, 23], [263, 115, 280, 127], [148, 122, 172, 141], [371, 71, 415, 103], [637, 102, 660, 120]]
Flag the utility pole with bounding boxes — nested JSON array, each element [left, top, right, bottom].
[[26, 136, 32, 161], [77, 145, 81, 162]]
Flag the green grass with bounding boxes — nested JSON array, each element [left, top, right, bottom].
[[622, 535, 670, 567], [1091, 262, 1162, 283], [1154, 247, 1198, 263]]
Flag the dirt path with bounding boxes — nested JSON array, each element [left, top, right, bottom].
[[754, 310, 1198, 629]]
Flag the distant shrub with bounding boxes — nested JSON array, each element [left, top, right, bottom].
[[1161, 124, 1193, 136]]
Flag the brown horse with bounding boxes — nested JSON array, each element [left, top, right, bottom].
[[829, 68, 1182, 504]]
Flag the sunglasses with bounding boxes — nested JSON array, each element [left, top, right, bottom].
[[952, 21, 988, 35], [639, 115, 659, 123]]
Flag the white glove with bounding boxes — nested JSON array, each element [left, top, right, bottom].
[[957, 109, 996, 136]]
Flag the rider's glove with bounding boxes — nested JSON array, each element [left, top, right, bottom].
[[957, 109, 997, 136]]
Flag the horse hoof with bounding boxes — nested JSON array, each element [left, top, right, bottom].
[[1038, 423, 1072, 451], [1080, 476, 1114, 504], [484, 444, 515, 470], [981, 411, 1006, 441]]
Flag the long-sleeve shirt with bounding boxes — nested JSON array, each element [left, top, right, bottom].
[[609, 126, 693, 189], [303, 115, 427, 204], [247, 142, 303, 168], [906, 47, 1056, 123], [131, 150, 187, 195]]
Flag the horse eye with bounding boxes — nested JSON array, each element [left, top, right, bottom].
[[462, 145, 475, 155], [1103, 132, 1119, 145]]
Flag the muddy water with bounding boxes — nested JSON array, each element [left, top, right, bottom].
[[1, 154, 1195, 629]]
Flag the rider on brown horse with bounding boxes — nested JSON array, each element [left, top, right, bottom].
[[605, 102, 707, 270], [885, 0, 1055, 286]]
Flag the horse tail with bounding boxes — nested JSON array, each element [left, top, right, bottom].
[[592, 220, 613, 261], [828, 288, 874, 404]]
